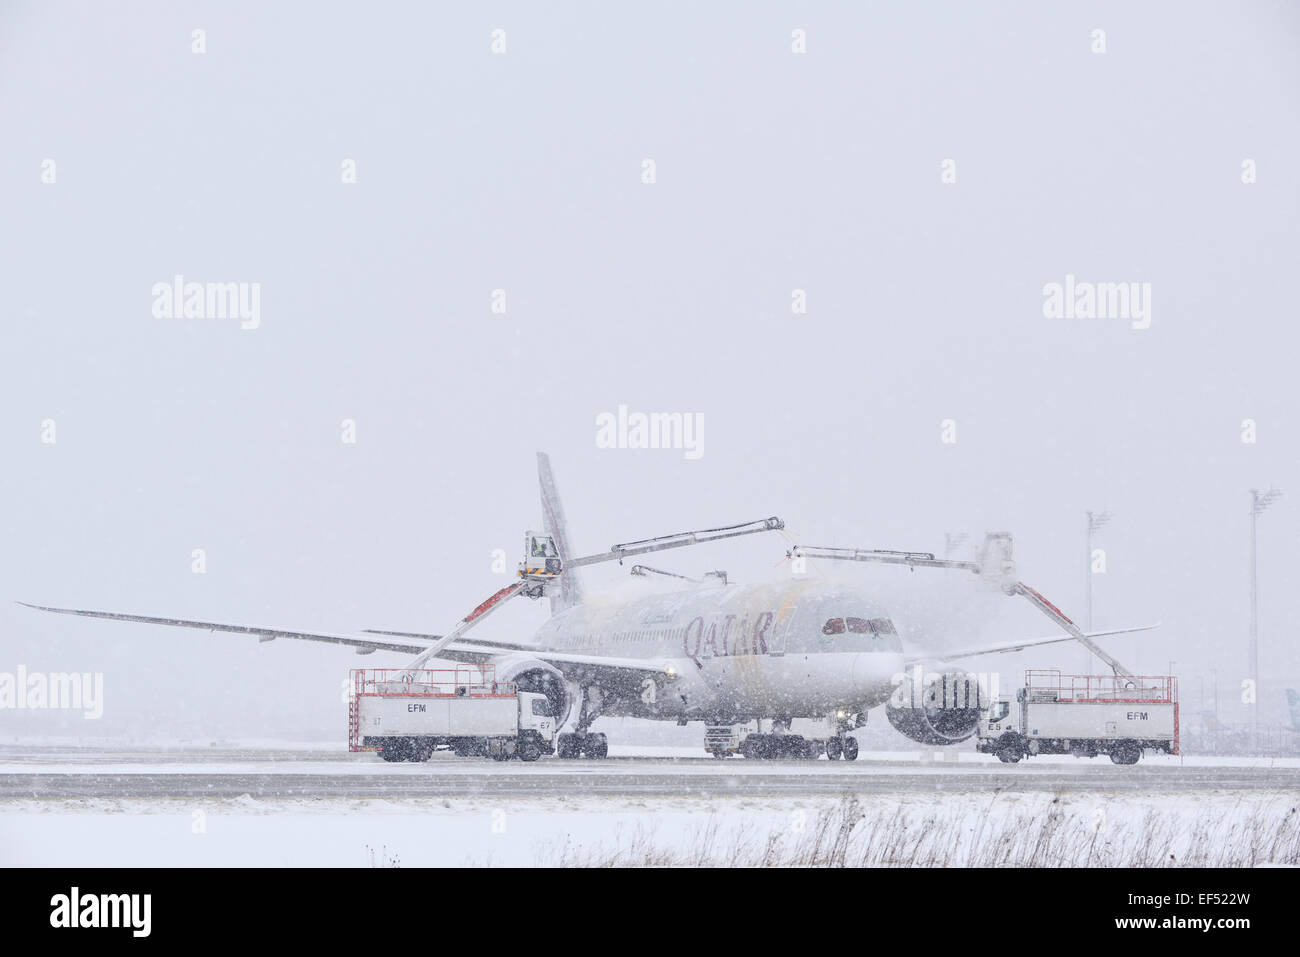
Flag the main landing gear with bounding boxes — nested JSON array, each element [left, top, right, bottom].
[[735, 716, 862, 761], [557, 684, 609, 759], [739, 732, 819, 760], [556, 731, 608, 759]]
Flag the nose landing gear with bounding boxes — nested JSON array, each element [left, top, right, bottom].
[[825, 711, 862, 761]]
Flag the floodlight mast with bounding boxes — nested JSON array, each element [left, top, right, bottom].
[[1249, 488, 1282, 750], [789, 533, 1135, 677]]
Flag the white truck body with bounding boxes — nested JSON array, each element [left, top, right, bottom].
[[358, 695, 526, 738], [978, 670, 1179, 764], [348, 668, 556, 762], [1019, 699, 1175, 740]]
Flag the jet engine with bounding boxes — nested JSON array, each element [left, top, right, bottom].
[[491, 656, 572, 727], [886, 669, 985, 745]]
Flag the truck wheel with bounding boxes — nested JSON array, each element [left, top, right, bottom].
[[379, 738, 412, 762], [583, 733, 608, 759], [825, 736, 843, 760], [997, 746, 1021, 763], [1109, 744, 1140, 765], [841, 737, 859, 761], [518, 740, 541, 762], [556, 734, 579, 759]]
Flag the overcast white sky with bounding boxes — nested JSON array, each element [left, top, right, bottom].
[[2, 2, 1298, 739]]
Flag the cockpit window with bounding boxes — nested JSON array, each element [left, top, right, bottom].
[[827, 617, 897, 637]]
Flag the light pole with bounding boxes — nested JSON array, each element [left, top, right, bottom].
[[1206, 665, 1216, 754], [1249, 488, 1282, 751], [1085, 510, 1113, 672]]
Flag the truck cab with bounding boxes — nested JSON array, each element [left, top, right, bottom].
[[980, 695, 1016, 741], [519, 691, 557, 747]]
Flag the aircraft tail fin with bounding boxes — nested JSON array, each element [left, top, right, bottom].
[[538, 452, 582, 614]]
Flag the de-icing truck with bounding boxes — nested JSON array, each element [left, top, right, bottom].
[[977, 670, 1178, 765], [348, 666, 557, 762]]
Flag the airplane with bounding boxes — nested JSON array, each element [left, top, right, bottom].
[[19, 453, 1156, 761]]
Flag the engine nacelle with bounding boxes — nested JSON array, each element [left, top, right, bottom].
[[491, 656, 572, 728], [886, 669, 985, 745]]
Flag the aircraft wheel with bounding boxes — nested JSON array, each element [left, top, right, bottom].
[[825, 736, 843, 760], [841, 737, 859, 761]]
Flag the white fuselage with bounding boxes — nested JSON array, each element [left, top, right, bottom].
[[531, 579, 907, 722]]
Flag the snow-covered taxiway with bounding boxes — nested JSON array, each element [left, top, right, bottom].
[[4, 744, 1296, 867], [2, 743, 1296, 798]]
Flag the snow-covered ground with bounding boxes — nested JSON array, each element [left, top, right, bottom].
[[5, 739, 1296, 866], [4, 789, 1297, 867]]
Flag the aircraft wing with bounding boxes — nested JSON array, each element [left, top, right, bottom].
[[363, 629, 678, 680], [426, 639, 679, 684], [16, 602, 430, 656], [906, 623, 1159, 665], [18, 602, 677, 683]]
